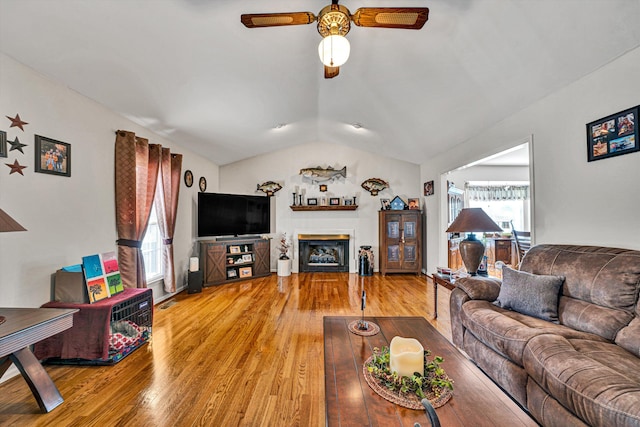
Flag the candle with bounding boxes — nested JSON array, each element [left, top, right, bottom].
[[389, 336, 424, 378]]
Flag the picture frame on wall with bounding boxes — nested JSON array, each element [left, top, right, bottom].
[[587, 106, 639, 162], [329, 197, 340, 206], [0, 130, 7, 158], [184, 170, 193, 187], [307, 198, 318, 206], [424, 180, 434, 196], [34, 135, 71, 177]]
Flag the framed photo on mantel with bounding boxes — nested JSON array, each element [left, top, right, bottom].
[[587, 106, 639, 162]]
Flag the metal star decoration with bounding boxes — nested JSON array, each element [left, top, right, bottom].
[[6, 159, 27, 175], [6, 114, 28, 131], [8, 136, 27, 154]]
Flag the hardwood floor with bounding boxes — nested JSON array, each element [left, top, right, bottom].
[[0, 273, 431, 426]]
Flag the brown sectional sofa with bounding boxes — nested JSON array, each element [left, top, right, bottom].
[[450, 244, 640, 427]]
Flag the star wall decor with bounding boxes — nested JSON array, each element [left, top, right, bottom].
[[6, 113, 28, 131], [8, 136, 27, 154], [5, 159, 27, 175]]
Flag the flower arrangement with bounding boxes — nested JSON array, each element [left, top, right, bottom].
[[366, 346, 453, 400], [278, 233, 291, 260]]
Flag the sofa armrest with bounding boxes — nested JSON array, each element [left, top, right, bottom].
[[455, 276, 502, 301], [450, 276, 502, 348]]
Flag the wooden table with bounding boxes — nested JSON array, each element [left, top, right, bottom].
[[0, 307, 78, 412], [324, 316, 537, 426], [432, 274, 456, 319]]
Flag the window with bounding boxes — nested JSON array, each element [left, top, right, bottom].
[[468, 199, 530, 231], [141, 205, 163, 282], [466, 182, 530, 232]]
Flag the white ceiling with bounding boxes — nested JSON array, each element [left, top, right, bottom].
[[1, 0, 639, 166]]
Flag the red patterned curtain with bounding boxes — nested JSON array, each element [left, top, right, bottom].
[[114, 131, 161, 288], [155, 147, 183, 292]]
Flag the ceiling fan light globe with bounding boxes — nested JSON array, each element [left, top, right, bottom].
[[318, 35, 350, 67]]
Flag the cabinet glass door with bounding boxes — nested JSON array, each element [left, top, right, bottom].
[[404, 244, 417, 262], [387, 221, 400, 239], [404, 221, 416, 239], [387, 245, 400, 262]]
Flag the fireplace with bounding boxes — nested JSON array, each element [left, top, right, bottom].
[[298, 234, 350, 273]]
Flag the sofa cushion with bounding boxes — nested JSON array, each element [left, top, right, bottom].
[[520, 245, 640, 339], [495, 267, 564, 322], [461, 300, 606, 366], [616, 317, 640, 357], [559, 295, 634, 341], [523, 334, 640, 427]]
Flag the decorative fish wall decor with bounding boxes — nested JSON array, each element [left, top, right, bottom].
[[257, 181, 282, 196], [361, 178, 389, 196], [299, 166, 347, 184]]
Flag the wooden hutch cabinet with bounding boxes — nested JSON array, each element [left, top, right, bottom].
[[378, 210, 422, 275]]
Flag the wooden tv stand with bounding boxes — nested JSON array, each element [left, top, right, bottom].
[[200, 237, 271, 286]]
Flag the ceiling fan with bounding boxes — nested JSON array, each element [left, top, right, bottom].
[[241, 1, 429, 78]]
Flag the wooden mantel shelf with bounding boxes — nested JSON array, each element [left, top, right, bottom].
[[290, 205, 358, 211]]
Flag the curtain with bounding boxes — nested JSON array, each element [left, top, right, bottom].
[[154, 147, 183, 292], [465, 184, 529, 201], [114, 131, 161, 288]]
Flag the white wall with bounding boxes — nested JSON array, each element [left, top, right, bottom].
[[445, 165, 529, 185], [219, 142, 421, 272], [421, 46, 640, 273], [0, 53, 219, 310]]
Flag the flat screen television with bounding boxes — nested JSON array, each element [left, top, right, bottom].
[[198, 192, 270, 237]]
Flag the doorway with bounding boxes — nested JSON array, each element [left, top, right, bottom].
[[440, 139, 533, 273]]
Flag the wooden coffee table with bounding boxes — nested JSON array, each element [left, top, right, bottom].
[[324, 316, 537, 426]]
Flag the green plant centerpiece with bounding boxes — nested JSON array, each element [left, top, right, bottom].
[[364, 346, 454, 410]]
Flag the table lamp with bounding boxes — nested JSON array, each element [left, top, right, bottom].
[[445, 208, 501, 275], [0, 208, 26, 232]]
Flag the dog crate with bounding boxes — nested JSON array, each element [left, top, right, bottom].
[[37, 288, 153, 366], [106, 289, 153, 364]]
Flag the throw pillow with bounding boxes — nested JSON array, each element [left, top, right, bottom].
[[495, 267, 565, 322]]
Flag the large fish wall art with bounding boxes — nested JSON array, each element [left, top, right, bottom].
[[299, 166, 347, 184]]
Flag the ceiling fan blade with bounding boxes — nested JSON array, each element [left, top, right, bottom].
[[351, 7, 429, 29], [324, 65, 340, 79], [241, 12, 317, 28]]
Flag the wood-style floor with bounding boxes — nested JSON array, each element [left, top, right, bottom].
[[0, 273, 431, 426]]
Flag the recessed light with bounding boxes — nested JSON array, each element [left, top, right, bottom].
[[274, 123, 287, 129], [352, 122, 363, 129]]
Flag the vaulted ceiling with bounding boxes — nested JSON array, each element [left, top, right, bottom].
[[1, 0, 639, 166]]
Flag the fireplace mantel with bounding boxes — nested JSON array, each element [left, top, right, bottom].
[[290, 205, 358, 212]]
